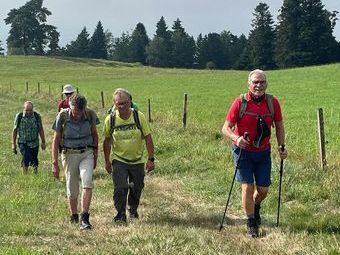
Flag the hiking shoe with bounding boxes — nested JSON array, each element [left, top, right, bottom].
[[247, 218, 259, 238], [70, 214, 79, 224], [80, 212, 92, 230], [254, 204, 261, 226], [128, 208, 139, 219], [113, 214, 127, 225]]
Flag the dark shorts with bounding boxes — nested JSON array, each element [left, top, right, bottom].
[[19, 143, 39, 167], [232, 144, 271, 187]]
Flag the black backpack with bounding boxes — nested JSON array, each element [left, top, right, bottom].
[[109, 109, 143, 137], [17, 111, 40, 128]]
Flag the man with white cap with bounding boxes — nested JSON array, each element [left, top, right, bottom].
[[58, 84, 75, 111]]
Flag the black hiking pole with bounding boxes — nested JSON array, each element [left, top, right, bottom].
[[276, 145, 285, 227], [219, 133, 248, 232]]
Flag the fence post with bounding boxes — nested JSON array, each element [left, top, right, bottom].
[[26, 81, 28, 93], [38, 82, 40, 93], [182, 93, 188, 129], [317, 108, 327, 170], [148, 99, 152, 123], [101, 91, 105, 108]]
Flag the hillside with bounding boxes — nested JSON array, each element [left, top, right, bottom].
[[0, 56, 339, 254]]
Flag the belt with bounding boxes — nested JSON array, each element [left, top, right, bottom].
[[62, 145, 94, 154]]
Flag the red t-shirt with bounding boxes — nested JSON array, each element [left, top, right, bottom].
[[226, 92, 283, 152], [58, 98, 70, 112]]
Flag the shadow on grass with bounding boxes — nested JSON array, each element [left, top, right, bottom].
[[145, 213, 245, 231]]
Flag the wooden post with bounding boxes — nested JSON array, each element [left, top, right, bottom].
[[182, 93, 188, 129], [317, 108, 327, 170], [101, 91, 105, 108], [38, 82, 40, 93], [48, 84, 51, 97], [26, 81, 28, 93], [148, 99, 152, 123]]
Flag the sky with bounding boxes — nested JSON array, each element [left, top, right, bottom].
[[0, 0, 339, 50]]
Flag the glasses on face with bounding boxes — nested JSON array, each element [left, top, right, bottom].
[[251, 80, 266, 85], [116, 101, 130, 107], [65, 93, 73, 96]]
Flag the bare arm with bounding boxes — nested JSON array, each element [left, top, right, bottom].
[[51, 131, 61, 179], [12, 128, 18, 153], [39, 126, 46, 150], [91, 126, 99, 169], [275, 121, 287, 159], [222, 120, 249, 149], [144, 134, 155, 172], [103, 137, 112, 174]]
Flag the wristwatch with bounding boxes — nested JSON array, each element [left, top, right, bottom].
[[148, 157, 155, 162]]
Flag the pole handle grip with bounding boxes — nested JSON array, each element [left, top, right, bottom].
[[279, 144, 285, 152]]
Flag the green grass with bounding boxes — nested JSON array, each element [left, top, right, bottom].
[[0, 55, 339, 254]]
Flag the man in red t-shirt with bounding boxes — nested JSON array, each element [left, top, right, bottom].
[[58, 84, 75, 112], [222, 69, 287, 238]]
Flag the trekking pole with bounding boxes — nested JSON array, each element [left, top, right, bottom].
[[219, 132, 248, 232], [276, 145, 285, 227]]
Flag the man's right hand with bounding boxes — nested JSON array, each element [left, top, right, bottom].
[[52, 163, 60, 179], [105, 160, 112, 174]]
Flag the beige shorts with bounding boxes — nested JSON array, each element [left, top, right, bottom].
[[61, 149, 94, 199]]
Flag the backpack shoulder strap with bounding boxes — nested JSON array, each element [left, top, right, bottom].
[[110, 110, 116, 136], [266, 94, 274, 118], [132, 109, 144, 137], [239, 93, 248, 119], [16, 112, 24, 128]]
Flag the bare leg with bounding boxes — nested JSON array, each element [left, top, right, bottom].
[[82, 188, 92, 213], [69, 198, 78, 215]]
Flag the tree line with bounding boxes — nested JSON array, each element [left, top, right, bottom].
[[2, 0, 340, 69]]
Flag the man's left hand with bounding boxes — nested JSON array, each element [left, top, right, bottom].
[[146, 160, 155, 173]]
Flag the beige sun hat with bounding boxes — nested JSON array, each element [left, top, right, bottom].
[[62, 84, 75, 94]]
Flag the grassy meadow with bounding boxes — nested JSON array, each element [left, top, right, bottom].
[[0, 55, 339, 255]]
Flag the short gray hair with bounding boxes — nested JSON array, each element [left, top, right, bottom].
[[112, 88, 132, 102], [69, 94, 87, 110], [248, 69, 267, 83]]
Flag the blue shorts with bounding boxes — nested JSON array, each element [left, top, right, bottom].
[[232, 144, 271, 187]]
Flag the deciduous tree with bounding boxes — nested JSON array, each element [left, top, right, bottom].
[[5, 0, 58, 55]]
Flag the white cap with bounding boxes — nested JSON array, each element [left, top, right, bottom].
[[62, 84, 75, 94]]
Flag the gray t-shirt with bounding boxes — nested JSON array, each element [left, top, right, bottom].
[[52, 108, 99, 148]]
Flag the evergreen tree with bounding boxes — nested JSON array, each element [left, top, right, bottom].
[[89, 21, 107, 59], [275, 0, 338, 67], [129, 22, 149, 64], [275, 0, 303, 67], [111, 32, 131, 62], [197, 33, 225, 69], [298, 0, 338, 64], [170, 18, 195, 68], [244, 3, 276, 69], [195, 34, 204, 68], [220, 31, 248, 69], [146, 16, 172, 67], [65, 27, 90, 58], [5, 0, 57, 55], [46, 25, 60, 55]]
